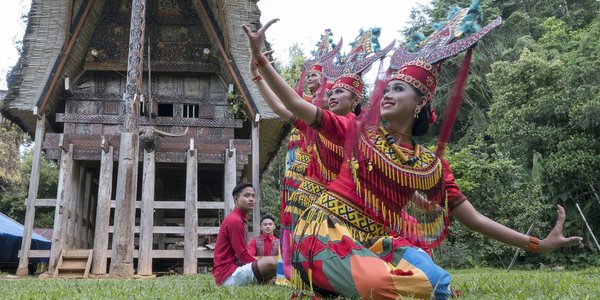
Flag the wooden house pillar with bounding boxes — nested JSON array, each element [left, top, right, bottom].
[[110, 0, 146, 277], [92, 143, 113, 275], [81, 172, 92, 248], [251, 115, 260, 237], [184, 146, 198, 274], [16, 114, 45, 276], [223, 142, 236, 216], [137, 147, 155, 276], [74, 166, 86, 248], [65, 160, 81, 249], [49, 143, 75, 273]]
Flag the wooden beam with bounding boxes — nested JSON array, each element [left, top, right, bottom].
[[137, 148, 155, 276], [223, 142, 236, 216], [92, 146, 113, 275], [75, 166, 86, 248], [108, 226, 219, 235], [82, 171, 93, 248], [16, 114, 46, 276], [107, 200, 224, 210], [24, 249, 215, 259], [66, 162, 81, 248], [184, 148, 198, 274], [49, 144, 74, 273], [55, 114, 244, 128], [251, 116, 260, 237]]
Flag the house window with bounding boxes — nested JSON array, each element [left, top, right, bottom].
[[183, 104, 199, 118], [157, 103, 174, 117]]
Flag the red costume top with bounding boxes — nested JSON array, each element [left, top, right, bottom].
[[248, 233, 280, 257], [314, 109, 467, 248], [212, 207, 256, 286]]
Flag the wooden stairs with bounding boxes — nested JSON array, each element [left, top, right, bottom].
[[53, 249, 93, 278]]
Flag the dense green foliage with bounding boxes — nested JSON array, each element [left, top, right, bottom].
[[259, 0, 600, 269], [2, 268, 599, 299], [0, 143, 59, 228]]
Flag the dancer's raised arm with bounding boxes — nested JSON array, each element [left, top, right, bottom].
[[249, 50, 294, 122], [242, 19, 318, 125]]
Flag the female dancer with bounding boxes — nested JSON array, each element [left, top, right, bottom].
[[243, 12, 581, 300]]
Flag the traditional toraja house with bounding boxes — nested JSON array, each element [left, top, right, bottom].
[[2, 0, 285, 277]]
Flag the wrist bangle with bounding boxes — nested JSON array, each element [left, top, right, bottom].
[[252, 75, 262, 82], [527, 236, 540, 252], [254, 56, 267, 68]]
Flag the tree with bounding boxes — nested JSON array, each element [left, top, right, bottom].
[[0, 146, 58, 228], [487, 16, 600, 255]]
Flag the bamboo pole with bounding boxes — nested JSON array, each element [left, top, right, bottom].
[[507, 223, 535, 271], [575, 203, 600, 251]]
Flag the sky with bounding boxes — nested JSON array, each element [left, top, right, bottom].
[[0, 0, 431, 90], [0, 1, 29, 90], [257, 0, 430, 64]]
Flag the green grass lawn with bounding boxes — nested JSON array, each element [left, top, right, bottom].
[[1, 268, 598, 299]]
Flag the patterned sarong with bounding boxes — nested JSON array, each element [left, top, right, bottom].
[[281, 177, 326, 283], [292, 192, 451, 300]]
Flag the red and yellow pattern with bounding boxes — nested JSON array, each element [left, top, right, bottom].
[[352, 126, 450, 249], [292, 194, 451, 299]]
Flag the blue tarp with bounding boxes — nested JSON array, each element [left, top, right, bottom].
[[0, 212, 51, 262]]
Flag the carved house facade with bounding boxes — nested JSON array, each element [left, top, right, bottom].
[[2, 0, 285, 276]]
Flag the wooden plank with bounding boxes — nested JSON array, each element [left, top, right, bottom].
[[92, 145, 113, 275], [251, 117, 260, 237], [49, 144, 74, 274], [65, 163, 81, 248], [75, 166, 86, 248], [56, 113, 243, 128], [137, 148, 155, 276], [82, 172, 92, 248], [156, 210, 166, 250], [26, 250, 50, 258], [34, 199, 57, 206], [223, 143, 236, 216], [108, 200, 224, 209], [17, 114, 45, 276], [108, 226, 220, 235], [184, 148, 198, 274], [100, 249, 213, 259]]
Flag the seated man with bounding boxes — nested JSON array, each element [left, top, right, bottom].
[[212, 182, 277, 286], [248, 214, 280, 257]]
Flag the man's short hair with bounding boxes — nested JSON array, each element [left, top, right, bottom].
[[232, 182, 253, 197], [260, 214, 276, 224]]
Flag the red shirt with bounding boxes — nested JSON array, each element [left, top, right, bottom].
[[247, 233, 276, 256], [212, 207, 256, 286]]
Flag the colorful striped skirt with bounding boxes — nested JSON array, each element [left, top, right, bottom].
[[281, 177, 326, 280], [291, 191, 451, 299]]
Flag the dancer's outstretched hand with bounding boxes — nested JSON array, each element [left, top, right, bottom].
[[242, 18, 280, 57], [539, 205, 583, 252]]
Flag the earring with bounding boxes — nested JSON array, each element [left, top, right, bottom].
[[414, 106, 421, 119]]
